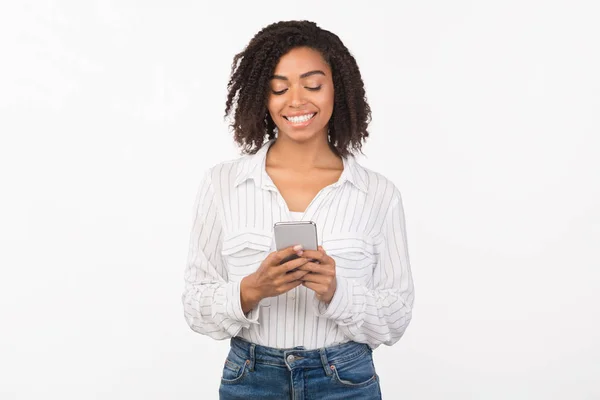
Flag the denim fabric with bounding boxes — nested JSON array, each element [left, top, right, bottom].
[[219, 336, 382, 399]]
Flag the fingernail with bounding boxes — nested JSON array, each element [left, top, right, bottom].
[[293, 245, 303, 251]]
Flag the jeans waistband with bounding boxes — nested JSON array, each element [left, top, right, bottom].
[[229, 336, 372, 374]]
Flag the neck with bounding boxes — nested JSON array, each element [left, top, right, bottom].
[[267, 133, 341, 170]]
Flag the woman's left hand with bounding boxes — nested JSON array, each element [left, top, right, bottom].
[[297, 246, 337, 304]]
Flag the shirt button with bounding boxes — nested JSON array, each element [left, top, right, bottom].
[[287, 355, 295, 363]]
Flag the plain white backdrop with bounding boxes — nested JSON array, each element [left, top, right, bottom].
[[1, 1, 599, 399]]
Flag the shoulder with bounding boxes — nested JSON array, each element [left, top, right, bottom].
[[197, 154, 249, 190], [352, 159, 403, 204]]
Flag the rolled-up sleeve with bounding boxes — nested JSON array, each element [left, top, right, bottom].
[[182, 170, 259, 340], [313, 190, 414, 348]]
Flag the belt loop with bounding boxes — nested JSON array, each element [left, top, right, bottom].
[[249, 343, 256, 372], [319, 348, 332, 376]]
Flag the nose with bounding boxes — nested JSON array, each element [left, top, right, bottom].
[[289, 86, 307, 108]]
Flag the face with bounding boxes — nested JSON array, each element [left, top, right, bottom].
[[267, 46, 334, 143]]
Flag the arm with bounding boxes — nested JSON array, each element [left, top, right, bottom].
[[313, 191, 415, 348], [182, 170, 259, 340]]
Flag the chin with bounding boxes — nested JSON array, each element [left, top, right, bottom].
[[277, 121, 328, 142], [278, 130, 323, 143]]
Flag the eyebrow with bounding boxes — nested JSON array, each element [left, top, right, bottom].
[[271, 70, 326, 80]]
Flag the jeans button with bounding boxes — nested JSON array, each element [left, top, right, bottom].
[[287, 354, 295, 363]]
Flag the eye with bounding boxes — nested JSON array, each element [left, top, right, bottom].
[[272, 89, 288, 95], [305, 85, 322, 91]]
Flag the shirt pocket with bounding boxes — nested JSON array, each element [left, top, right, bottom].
[[221, 228, 274, 307], [322, 233, 378, 286], [221, 228, 273, 276]]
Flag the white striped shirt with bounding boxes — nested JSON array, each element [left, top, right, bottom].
[[182, 139, 414, 350]]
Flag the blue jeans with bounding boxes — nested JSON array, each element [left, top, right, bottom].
[[219, 336, 382, 399]]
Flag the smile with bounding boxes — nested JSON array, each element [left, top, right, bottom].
[[283, 113, 316, 124]]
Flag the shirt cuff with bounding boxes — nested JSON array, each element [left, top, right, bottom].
[[214, 281, 260, 334], [312, 276, 366, 323]]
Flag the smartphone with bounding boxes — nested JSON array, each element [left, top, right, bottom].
[[273, 221, 318, 265]]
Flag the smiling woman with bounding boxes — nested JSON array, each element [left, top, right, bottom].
[[183, 20, 414, 400]]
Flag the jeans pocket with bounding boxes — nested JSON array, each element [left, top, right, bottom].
[[220, 351, 249, 385], [330, 348, 378, 387]]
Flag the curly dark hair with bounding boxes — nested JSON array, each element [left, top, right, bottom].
[[224, 20, 372, 158]]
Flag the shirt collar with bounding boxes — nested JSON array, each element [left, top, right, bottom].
[[234, 139, 369, 193]]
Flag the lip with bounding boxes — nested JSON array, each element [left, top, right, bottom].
[[282, 112, 317, 127]]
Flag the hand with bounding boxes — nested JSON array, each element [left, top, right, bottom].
[[297, 246, 337, 304], [240, 245, 310, 313]]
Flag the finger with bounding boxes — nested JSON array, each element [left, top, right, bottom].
[[282, 268, 310, 283], [300, 272, 321, 283], [280, 256, 310, 272], [300, 272, 330, 284], [299, 249, 325, 262], [320, 253, 335, 266], [269, 245, 304, 266], [316, 247, 335, 265], [302, 281, 326, 294], [297, 262, 334, 275], [278, 279, 303, 294]]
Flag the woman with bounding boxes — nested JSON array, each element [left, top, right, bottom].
[[183, 20, 414, 399]]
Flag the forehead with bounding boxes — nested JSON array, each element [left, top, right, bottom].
[[273, 47, 331, 76]]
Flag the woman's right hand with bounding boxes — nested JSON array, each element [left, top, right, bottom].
[[240, 245, 309, 313]]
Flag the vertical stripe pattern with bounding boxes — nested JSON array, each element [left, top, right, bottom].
[[182, 140, 414, 349]]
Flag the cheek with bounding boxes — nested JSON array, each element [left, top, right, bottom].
[[267, 96, 285, 117], [316, 90, 334, 114]]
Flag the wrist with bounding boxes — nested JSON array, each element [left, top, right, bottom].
[[240, 275, 261, 314]]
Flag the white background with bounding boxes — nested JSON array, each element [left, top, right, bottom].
[[1, 1, 599, 399]]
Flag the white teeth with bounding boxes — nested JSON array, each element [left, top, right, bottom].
[[287, 113, 314, 123]]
